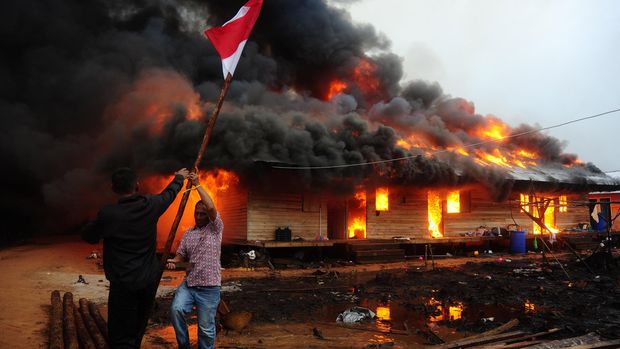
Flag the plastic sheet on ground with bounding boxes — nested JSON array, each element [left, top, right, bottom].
[[336, 306, 376, 323]]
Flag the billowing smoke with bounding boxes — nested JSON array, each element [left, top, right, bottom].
[[0, 0, 606, 243]]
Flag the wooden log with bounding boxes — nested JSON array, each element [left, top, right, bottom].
[[49, 290, 63, 349], [427, 330, 526, 349], [79, 298, 108, 349], [74, 306, 96, 349], [566, 339, 620, 349], [453, 319, 519, 342], [62, 293, 79, 349], [88, 301, 108, 341]]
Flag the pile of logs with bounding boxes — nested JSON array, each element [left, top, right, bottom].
[[49, 290, 108, 349]]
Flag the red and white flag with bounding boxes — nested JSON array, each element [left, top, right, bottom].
[[204, 0, 263, 78]]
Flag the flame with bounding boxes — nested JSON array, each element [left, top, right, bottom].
[[428, 297, 444, 322], [520, 194, 530, 212], [524, 301, 536, 313], [529, 196, 559, 234], [376, 306, 391, 321], [140, 169, 239, 249], [446, 190, 460, 213], [428, 191, 443, 238], [327, 80, 347, 99], [477, 119, 508, 140], [347, 217, 366, 239], [448, 303, 463, 321], [396, 139, 412, 149], [375, 187, 389, 211], [354, 191, 367, 208], [348, 190, 367, 239], [353, 59, 381, 97], [559, 195, 568, 212]]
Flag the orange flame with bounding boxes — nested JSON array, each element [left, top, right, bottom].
[[375, 187, 389, 211], [428, 191, 443, 238], [353, 59, 381, 97], [449, 303, 463, 321], [446, 191, 460, 213], [140, 169, 239, 250], [326, 80, 347, 100], [477, 118, 508, 140], [376, 306, 391, 321], [348, 190, 367, 239]]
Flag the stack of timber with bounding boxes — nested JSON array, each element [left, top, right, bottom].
[[48, 290, 108, 349], [349, 242, 405, 264]]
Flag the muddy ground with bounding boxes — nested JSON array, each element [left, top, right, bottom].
[[2, 237, 620, 348]]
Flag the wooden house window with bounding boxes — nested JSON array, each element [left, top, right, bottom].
[[559, 195, 568, 213]]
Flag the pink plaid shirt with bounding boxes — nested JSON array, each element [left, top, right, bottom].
[[176, 213, 223, 287]]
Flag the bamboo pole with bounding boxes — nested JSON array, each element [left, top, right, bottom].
[[49, 290, 63, 349], [62, 293, 79, 349], [159, 73, 233, 269]]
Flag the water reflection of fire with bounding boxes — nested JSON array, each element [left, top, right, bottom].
[[524, 301, 536, 313], [141, 169, 239, 249], [428, 298, 464, 322]]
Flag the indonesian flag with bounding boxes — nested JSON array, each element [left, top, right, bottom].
[[204, 0, 263, 78]]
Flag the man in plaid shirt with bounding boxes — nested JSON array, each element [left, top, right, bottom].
[[166, 172, 224, 349]]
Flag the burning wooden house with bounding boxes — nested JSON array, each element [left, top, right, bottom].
[[148, 158, 619, 250]]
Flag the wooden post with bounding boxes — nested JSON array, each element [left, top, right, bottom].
[[74, 306, 96, 349], [79, 298, 108, 349], [49, 290, 63, 349], [159, 73, 233, 268], [63, 293, 79, 349], [88, 301, 108, 341]]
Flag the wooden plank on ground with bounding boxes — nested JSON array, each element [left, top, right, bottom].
[[449, 319, 519, 343], [426, 331, 526, 349]]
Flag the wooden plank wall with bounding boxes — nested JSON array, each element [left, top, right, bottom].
[[246, 190, 327, 241], [556, 193, 589, 230], [366, 187, 428, 239], [218, 185, 248, 243], [365, 185, 591, 239], [444, 186, 529, 237]]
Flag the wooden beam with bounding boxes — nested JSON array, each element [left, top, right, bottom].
[[49, 290, 63, 349]]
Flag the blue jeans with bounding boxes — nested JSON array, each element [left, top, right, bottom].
[[170, 281, 220, 349]]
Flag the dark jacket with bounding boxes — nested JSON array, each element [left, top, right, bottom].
[[82, 175, 184, 290]]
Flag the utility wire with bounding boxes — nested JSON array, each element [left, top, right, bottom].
[[273, 107, 620, 170]]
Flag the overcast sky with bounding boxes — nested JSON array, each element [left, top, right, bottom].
[[336, 0, 620, 172]]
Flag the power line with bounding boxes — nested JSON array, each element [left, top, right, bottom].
[[273, 107, 620, 170]]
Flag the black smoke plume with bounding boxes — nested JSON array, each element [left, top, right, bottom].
[[0, 0, 604, 244]]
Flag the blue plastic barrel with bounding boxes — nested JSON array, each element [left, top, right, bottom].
[[510, 231, 526, 254]]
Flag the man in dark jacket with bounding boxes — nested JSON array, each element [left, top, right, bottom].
[[82, 167, 189, 348]]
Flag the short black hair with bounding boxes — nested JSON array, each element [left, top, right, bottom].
[[111, 167, 138, 194]]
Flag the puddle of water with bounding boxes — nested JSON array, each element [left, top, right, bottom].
[[319, 293, 538, 343]]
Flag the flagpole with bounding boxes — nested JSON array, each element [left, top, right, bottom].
[[159, 72, 233, 269]]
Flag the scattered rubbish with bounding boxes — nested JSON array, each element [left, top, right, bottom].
[[445, 252, 452, 257], [481, 317, 495, 323], [76, 275, 88, 285], [86, 251, 100, 259], [336, 306, 376, 323]]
